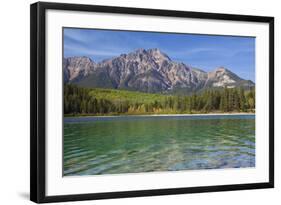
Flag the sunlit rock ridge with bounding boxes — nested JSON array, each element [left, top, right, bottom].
[[63, 48, 254, 94]]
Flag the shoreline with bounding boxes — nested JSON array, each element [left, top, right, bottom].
[[64, 112, 255, 118]]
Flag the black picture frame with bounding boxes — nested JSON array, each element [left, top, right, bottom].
[[30, 1, 274, 203]]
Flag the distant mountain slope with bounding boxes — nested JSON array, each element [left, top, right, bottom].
[[63, 48, 254, 93], [204, 67, 254, 89], [63, 56, 95, 83]]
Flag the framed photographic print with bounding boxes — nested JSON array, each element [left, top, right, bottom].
[[30, 2, 274, 203]]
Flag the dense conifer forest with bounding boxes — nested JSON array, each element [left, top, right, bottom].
[[64, 84, 255, 116]]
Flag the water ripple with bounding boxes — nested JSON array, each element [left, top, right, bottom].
[[64, 115, 255, 176]]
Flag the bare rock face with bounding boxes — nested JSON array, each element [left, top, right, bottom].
[[63, 48, 254, 93], [63, 56, 95, 83], [204, 67, 254, 89]]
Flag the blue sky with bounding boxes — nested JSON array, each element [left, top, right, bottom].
[[64, 28, 255, 81]]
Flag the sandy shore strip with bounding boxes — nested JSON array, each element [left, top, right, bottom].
[[65, 112, 255, 118]]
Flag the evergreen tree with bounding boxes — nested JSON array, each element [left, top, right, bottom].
[[63, 84, 255, 115]]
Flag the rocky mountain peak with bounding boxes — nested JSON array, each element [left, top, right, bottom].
[[67, 56, 93, 62], [125, 48, 171, 63], [147, 48, 171, 62], [64, 48, 255, 93], [205, 66, 248, 88], [209, 67, 241, 79], [135, 48, 147, 53], [215, 66, 227, 72], [63, 56, 95, 83]]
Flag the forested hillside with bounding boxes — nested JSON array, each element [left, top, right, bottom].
[[64, 84, 255, 116]]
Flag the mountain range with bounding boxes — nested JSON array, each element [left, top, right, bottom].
[[63, 48, 254, 94]]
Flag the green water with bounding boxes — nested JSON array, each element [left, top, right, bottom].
[[64, 115, 255, 176]]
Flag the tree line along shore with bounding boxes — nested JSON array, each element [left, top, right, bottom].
[[64, 84, 255, 116]]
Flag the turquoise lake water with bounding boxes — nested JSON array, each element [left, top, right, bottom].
[[64, 115, 255, 176]]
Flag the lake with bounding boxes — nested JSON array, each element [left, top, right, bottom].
[[64, 114, 255, 176]]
